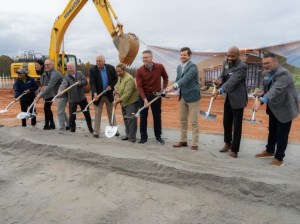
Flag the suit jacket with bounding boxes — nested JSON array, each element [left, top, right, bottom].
[[219, 59, 248, 109], [89, 64, 117, 104], [176, 61, 201, 103], [40, 68, 63, 99], [59, 71, 87, 104], [260, 65, 299, 123]]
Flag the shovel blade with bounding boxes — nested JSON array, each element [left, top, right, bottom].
[[200, 111, 217, 120], [243, 118, 262, 124], [17, 112, 30, 119], [105, 126, 118, 138], [0, 109, 8, 114]]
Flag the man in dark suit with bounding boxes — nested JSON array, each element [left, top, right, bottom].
[[212, 46, 248, 158], [166, 47, 201, 150], [254, 53, 299, 166], [89, 55, 118, 138]]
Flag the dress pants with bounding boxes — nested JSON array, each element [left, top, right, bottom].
[[139, 95, 162, 141], [44, 97, 55, 127], [179, 98, 199, 147], [20, 99, 36, 127], [266, 107, 292, 161], [69, 98, 93, 132], [57, 96, 69, 130], [93, 95, 117, 135], [223, 96, 244, 152], [121, 101, 138, 141]]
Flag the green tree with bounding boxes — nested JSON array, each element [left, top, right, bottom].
[[0, 55, 13, 76]]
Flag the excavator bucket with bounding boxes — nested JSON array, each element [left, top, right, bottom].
[[113, 33, 139, 66]]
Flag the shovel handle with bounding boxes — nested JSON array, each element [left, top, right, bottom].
[[52, 81, 80, 102]]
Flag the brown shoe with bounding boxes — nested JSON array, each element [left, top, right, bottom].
[[191, 146, 198, 150], [255, 150, 274, 158], [219, 143, 231, 153], [270, 158, 284, 166], [228, 151, 238, 158], [173, 141, 188, 148]]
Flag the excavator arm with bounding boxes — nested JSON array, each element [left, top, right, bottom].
[[49, 0, 139, 72]]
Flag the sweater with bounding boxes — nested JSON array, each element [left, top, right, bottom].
[[136, 62, 169, 99]]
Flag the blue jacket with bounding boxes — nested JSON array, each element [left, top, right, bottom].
[[14, 76, 38, 102]]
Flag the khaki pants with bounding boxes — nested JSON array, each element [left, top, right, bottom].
[[179, 98, 199, 146], [93, 95, 117, 134]]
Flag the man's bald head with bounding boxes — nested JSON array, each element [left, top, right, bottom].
[[226, 46, 240, 65], [67, 61, 76, 74]]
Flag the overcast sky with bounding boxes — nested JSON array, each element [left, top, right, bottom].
[[1, 0, 300, 67]]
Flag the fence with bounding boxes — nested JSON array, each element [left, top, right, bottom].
[[0, 75, 14, 88]]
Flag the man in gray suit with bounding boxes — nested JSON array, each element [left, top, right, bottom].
[[254, 53, 299, 166], [166, 47, 201, 150], [212, 46, 248, 158]]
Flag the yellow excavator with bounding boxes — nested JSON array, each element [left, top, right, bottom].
[[11, 0, 139, 79]]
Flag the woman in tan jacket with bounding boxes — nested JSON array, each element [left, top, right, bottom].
[[114, 63, 139, 142]]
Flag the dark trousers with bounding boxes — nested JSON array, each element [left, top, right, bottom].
[[223, 96, 244, 152], [44, 97, 54, 127], [69, 98, 93, 132], [122, 101, 138, 141], [139, 96, 162, 140], [20, 99, 36, 127], [266, 108, 292, 161]]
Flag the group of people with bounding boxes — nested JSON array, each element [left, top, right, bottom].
[[13, 46, 299, 166]]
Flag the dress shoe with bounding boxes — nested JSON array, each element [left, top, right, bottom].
[[219, 143, 231, 153], [228, 151, 238, 158], [43, 125, 50, 130], [191, 146, 198, 150], [66, 126, 70, 130], [173, 141, 188, 148], [122, 137, 129, 141], [138, 139, 147, 144], [70, 129, 76, 133], [115, 131, 120, 137], [156, 138, 165, 145], [255, 150, 274, 158], [270, 158, 284, 166], [93, 130, 99, 138]]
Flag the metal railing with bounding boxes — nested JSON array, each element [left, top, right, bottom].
[[0, 75, 14, 88]]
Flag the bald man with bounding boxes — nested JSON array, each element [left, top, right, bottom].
[[212, 46, 248, 158], [89, 55, 118, 138]]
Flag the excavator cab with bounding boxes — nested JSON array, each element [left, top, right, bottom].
[[57, 54, 77, 73], [113, 33, 139, 66]]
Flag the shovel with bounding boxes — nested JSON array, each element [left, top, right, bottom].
[[105, 98, 118, 138], [73, 89, 109, 114], [124, 91, 168, 119], [200, 84, 217, 120], [243, 96, 262, 124], [45, 81, 80, 102], [0, 91, 28, 114], [17, 101, 36, 120]]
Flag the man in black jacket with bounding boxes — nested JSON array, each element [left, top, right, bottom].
[[89, 55, 118, 138]]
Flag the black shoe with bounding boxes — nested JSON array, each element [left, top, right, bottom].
[[138, 139, 147, 144], [43, 125, 50, 130], [156, 138, 165, 145], [66, 126, 70, 130], [49, 123, 55, 130], [89, 128, 94, 134], [70, 129, 76, 133], [115, 131, 120, 136], [122, 137, 129, 141]]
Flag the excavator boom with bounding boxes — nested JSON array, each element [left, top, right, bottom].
[[50, 0, 139, 71]]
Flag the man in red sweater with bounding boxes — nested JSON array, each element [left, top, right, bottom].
[[136, 50, 169, 144]]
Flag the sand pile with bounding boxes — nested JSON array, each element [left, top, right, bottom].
[[0, 121, 299, 224]]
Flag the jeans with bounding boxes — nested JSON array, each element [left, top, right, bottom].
[[266, 107, 292, 161]]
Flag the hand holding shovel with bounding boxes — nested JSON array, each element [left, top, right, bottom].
[[45, 81, 80, 102], [243, 96, 262, 123], [105, 97, 118, 138], [0, 91, 28, 114], [17, 101, 37, 120]]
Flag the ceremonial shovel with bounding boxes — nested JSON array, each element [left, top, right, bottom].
[[200, 84, 217, 120], [243, 96, 262, 124], [73, 89, 109, 114], [45, 81, 80, 102], [0, 91, 28, 114], [17, 101, 37, 120], [105, 97, 118, 138], [124, 91, 168, 119]]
